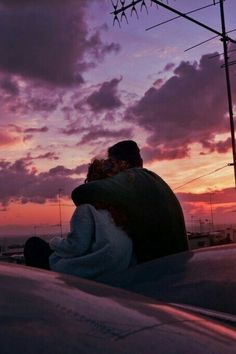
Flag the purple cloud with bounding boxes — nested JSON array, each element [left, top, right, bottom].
[[61, 127, 85, 136], [34, 152, 59, 160], [142, 145, 190, 162], [125, 53, 236, 161], [86, 77, 123, 112], [164, 63, 175, 72], [77, 126, 133, 145], [48, 163, 88, 176], [200, 137, 232, 154], [0, 157, 86, 206], [24, 126, 49, 133], [0, 76, 19, 95]]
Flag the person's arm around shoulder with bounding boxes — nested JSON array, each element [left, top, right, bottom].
[[71, 170, 133, 207]]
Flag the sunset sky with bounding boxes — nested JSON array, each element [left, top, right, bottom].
[[0, 0, 236, 236]]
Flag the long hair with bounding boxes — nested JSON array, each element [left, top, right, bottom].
[[84, 158, 130, 232], [85, 158, 130, 183]]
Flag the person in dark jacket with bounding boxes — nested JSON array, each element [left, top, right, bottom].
[[72, 140, 189, 263]]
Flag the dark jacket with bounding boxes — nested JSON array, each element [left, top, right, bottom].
[[71, 168, 189, 263]]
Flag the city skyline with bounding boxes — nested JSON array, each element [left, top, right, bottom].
[[0, 0, 236, 236]]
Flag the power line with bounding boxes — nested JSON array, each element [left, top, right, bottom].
[[146, 2, 220, 32], [174, 163, 232, 191], [111, 0, 236, 187], [185, 29, 236, 52]]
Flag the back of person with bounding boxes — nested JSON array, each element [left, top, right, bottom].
[[72, 167, 188, 263], [123, 168, 188, 262], [49, 204, 134, 279]]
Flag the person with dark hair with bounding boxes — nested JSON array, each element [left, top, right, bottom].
[[108, 140, 143, 168], [72, 140, 189, 263]]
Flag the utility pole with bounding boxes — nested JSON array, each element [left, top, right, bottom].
[[209, 193, 214, 232], [58, 188, 63, 238], [111, 0, 236, 187], [219, 0, 236, 187]]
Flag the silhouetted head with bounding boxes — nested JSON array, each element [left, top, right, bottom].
[[108, 140, 143, 168]]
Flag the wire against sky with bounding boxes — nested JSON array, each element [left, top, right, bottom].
[[174, 164, 232, 191], [145, 2, 220, 32], [111, 0, 236, 187]]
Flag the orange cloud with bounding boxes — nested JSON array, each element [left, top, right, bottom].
[[0, 131, 19, 146]]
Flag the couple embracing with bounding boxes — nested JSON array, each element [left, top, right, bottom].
[[25, 140, 188, 281]]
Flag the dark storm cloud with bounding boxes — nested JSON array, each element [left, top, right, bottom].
[[0, 0, 120, 86], [86, 78, 123, 112], [126, 53, 236, 161]]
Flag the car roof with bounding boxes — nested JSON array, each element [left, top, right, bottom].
[[0, 259, 236, 354], [101, 244, 236, 315]]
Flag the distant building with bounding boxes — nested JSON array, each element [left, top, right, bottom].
[[221, 228, 236, 243], [188, 233, 211, 250], [188, 228, 235, 250]]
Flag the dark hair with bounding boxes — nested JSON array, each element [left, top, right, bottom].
[[85, 158, 130, 183], [84, 158, 130, 231], [108, 140, 143, 168]]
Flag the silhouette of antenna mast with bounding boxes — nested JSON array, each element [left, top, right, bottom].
[[111, 0, 236, 187]]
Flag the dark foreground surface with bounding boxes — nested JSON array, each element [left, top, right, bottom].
[[0, 244, 236, 354], [103, 243, 236, 316]]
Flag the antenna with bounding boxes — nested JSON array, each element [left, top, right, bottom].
[[58, 188, 63, 237], [111, 0, 236, 188], [209, 192, 214, 232]]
